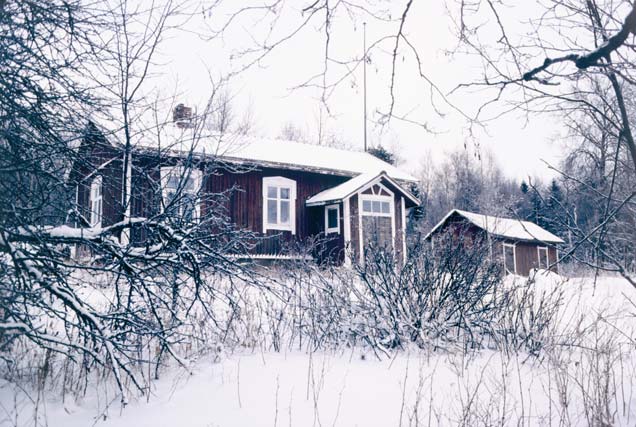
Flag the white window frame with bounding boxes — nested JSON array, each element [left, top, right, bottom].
[[262, 176, 297, 234], [160, 166, 203, 221], [360, 195, 393, 217], [503, 243, 517, 275], [537, 246, 549, 269], [325, 204, 340, 234], [90, 175, 103, 227]]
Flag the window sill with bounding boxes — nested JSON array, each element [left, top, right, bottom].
[[264, 225, 295, 234]]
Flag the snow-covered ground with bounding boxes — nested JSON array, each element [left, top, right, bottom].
[[3, 272, 636, 427], [2, 350, 553, 427]]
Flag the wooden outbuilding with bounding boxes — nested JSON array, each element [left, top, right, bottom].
[[425, 209, 564, 276]]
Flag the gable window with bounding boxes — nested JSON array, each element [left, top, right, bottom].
[[503, 243, 516, 274], [160, 166, 202, 222], [263, 176, 296, 234], [361, 199, 391, 216], [90, 175, 103, 227], [360, 184, 393, 217], [538, 246, 549, 269], [325, 204, 340, 234]]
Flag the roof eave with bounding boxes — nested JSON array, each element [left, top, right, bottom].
[[496, 235, 565, 245], [306, 172, 420, 207], [306, 199, 338, 207]]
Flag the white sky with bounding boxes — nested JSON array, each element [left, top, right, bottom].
[[148, 1, 567, 182]]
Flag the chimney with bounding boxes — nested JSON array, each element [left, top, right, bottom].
[[173, 103, 193, 128]]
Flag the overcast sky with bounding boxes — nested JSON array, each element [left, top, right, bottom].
[[147, 1, 565, 182]]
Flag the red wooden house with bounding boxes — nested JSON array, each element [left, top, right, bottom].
[[70, 119, 420, 265], [425, 209, 564, 276]]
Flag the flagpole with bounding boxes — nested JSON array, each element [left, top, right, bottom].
[[363, 22, 368, 152]]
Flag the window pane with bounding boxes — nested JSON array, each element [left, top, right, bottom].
[[267, 186, 277, 199], [280, 188, 290, 199], [372, 201, 381, 213], [504, 246, 515, 273], [362, 200, 371, 212], [181, 195, 196, 222], [539, 248, 548, 268], [327, 208, 338, 229], [381, 202, 390, 213], [165, 189, 177, 204], [280, 200, 290, 224], [183, 176, 194, 191], [167, 175, 179, 189], [267, 199, 278, 224]]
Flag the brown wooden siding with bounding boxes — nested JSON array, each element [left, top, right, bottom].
[[130, 159, 161, 243], [314, 203, 345, 264], [493, 240, 559, 276], [205, 166, 348, 255], [512, 242, 538, 276]]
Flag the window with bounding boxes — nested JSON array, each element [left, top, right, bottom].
[[538, 246, 549, 269], [362, 199, 391, 215], [90, 175, 102, 227], [263, 176, 296, 234], [503, 243, 516, 274], [360, 183, 393, 217], [325, 204, 340, 234], [160, 166, 202, 222]]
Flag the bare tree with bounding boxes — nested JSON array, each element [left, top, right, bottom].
[[203, 85, 253, 135], [0, 0, 261, 406], [448, 0, 636, 283], [414, 147, 519, 232], [279, 121, 306, 142]]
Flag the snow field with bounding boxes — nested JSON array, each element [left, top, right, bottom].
[[2, 271, 636, 426]]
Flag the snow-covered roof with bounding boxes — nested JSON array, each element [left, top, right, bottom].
[[425, 209, 565, 244], [306, 171, 419, 207], [127, 124, 417, 182]]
